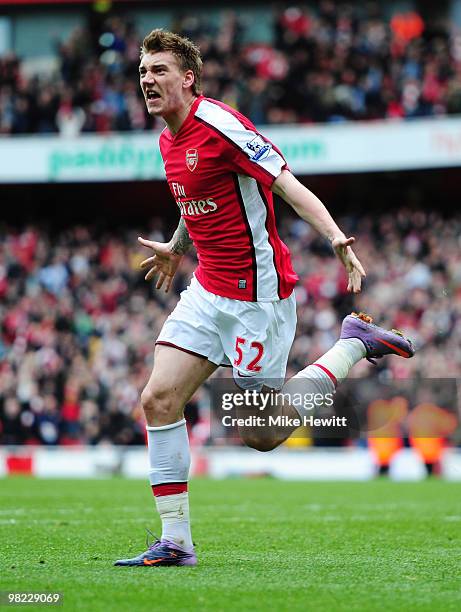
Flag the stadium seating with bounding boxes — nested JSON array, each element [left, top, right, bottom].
[[1, 4, 460, 134]]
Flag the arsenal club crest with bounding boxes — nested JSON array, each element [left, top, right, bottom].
[[186, 149, 198, 172]]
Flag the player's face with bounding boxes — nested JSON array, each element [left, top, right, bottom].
[[139, 51, 192, 117]]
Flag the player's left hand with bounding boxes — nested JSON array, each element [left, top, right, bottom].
[[331, 236, 366, 293]]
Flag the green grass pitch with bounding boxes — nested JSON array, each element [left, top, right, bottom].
[[1, 477, 460, 611]]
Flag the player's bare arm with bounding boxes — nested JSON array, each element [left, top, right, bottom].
[[272, 169, 366, 293], [169, 217, 193, 255], [138, 218, 192, 292]]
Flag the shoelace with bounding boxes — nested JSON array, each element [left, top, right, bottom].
[[145, 528, 162, 551], [145, 527, 198, 552]]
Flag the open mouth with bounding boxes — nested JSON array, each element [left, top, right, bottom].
[[146, 91, 161, 101]]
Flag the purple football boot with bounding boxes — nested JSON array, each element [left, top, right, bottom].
[[114, 533, 197, 567], [341, 312, 415, 364]]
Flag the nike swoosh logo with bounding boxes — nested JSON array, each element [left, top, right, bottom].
[[143, 558, 164, 565], [237, 372, 253, 378], [376, 338, 410, 358]]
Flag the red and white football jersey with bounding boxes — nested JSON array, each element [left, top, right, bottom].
[[159, 95, 298, 302]]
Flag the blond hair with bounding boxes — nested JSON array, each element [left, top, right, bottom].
[[141, 29, 202, 96]]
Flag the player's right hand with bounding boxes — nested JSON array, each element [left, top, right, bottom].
[[138, 236, 183, 292]]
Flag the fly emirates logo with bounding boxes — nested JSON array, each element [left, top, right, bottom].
[[171, 182, 218, 217]]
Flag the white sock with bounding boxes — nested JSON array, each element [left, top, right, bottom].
[[287, 338, 365, 417], [146, 418, 193, 551], [311, 338, 365, 383], [155, 492, 192, 551]]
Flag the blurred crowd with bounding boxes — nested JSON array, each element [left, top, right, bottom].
[[1, 210, 460, 445], [2, 2, 461, 134]]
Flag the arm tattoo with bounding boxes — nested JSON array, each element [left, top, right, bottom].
[[170, 217, 193, 256]]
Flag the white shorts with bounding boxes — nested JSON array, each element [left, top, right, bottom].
[[156, 276, 297, 390]]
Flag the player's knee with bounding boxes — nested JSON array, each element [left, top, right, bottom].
[[140, 384, 178, 424], [240, 432, 278, 452]]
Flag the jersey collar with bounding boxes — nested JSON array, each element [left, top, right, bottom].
[[168, 95, 204, 139]]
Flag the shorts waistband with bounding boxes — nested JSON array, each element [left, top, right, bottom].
[[190, 274, 292, 304]]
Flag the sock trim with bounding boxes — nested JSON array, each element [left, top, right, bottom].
[[146, 418, 186, 432], [152, 482, 188, 497], [312, 363, 338, 387]]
